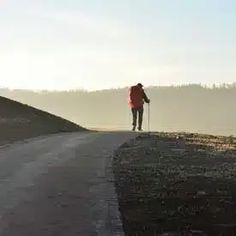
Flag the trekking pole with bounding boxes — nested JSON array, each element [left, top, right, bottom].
[[148, 102, 150, 134]]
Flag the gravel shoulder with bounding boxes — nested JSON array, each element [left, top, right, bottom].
[[113, 133, 236, 236]]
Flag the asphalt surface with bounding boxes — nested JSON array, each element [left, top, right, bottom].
[[0, 131, 136, 236]]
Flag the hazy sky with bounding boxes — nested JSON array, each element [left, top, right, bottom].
[[1, 0, 236, 90]]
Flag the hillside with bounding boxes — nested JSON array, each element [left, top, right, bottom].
[[0, 96, 85, 145], [0, 85, 235, 136]]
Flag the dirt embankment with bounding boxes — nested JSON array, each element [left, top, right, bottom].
[[114, 133, 236, 236], [0, 96, 86, 145]]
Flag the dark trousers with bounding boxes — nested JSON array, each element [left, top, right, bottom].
[[132, 107, 144, 129]]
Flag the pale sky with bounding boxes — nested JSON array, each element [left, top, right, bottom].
[[0, 0, 236, 90]]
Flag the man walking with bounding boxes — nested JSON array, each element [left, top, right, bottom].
[[129, 83, 150, 131]]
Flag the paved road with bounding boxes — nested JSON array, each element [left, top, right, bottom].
[[0, 132, 136, 236]]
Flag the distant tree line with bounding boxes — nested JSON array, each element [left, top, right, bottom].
[[1, 84, 236, 136]]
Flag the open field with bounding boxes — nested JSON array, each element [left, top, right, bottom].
[[114, 133, 236, 235]]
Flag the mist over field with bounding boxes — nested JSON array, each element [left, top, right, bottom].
[[1, 84, 236, 136]]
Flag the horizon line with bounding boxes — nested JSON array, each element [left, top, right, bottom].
[[0, 82, 236, 93]]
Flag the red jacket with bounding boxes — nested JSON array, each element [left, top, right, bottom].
[[128, 85, 149, 108]]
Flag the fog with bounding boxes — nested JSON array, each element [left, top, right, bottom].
[[1, 84, 236, 136]]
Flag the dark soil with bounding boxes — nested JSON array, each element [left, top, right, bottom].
[[113, 133, 236, 236]]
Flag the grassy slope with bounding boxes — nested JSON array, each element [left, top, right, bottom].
[[0, 96, 86, 145]]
